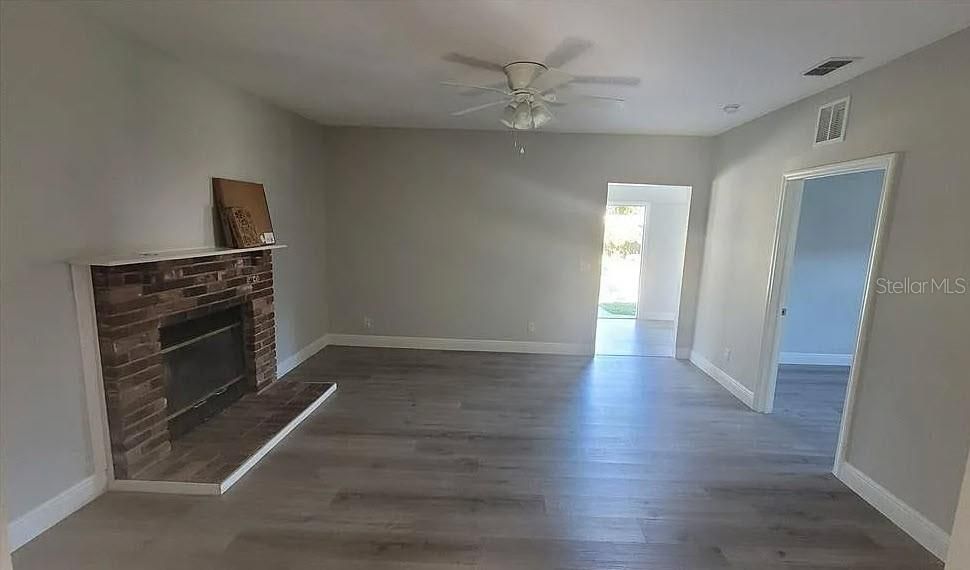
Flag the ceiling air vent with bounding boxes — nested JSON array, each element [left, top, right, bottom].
[[804, 57, 859, 77], [814, 96, 850, 146]]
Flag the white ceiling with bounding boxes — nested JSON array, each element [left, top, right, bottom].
[[84, 0, 970, 136]]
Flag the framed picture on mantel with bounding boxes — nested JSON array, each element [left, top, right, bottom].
[[212, 178, 276, 248]]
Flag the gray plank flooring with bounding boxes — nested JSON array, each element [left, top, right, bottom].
[[13, 347, 941, 569], [594, 318, 676, 357], [774, 364, 851, 458]]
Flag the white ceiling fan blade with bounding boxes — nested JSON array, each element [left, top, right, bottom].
[[576, 94, 626, 103], [440, 81, 509, 96], [527, 68, 574, 93], [442, 53, 506, 73], [458, 80, 509, 96], [451, 99, 510, 117], [544, 37, 594, 69], [545, 93, 626, 106], [570, 75, 641, 86]]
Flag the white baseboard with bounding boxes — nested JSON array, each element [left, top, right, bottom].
[[779, 352, 852, 366], [326, 334, 592, 356], [8, 473, 106, 551], [689, 350, 755, 409], [108, 479, 220, 495], [281, 332, 593, 371], [277, 333, 332, 377], [836, 461, 949, 560], [637, 312, 676, 321]]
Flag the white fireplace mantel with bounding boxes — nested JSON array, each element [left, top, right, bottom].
[[70, 244, 287, 267]]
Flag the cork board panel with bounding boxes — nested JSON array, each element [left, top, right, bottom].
[[212, 178, 276, 247]]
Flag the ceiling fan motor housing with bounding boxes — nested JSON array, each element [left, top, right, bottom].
[[504, 62, 547, 90]]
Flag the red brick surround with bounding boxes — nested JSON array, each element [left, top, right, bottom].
[[92, 251, 276, 478]]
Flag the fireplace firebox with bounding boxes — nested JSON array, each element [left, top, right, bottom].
[[161, 305, 248, 439]]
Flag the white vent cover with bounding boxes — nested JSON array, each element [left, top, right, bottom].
[[814, 96, 850, 146]]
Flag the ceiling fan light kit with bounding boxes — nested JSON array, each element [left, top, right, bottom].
[[500, 103, 516, 128], [442, 38, 640, 132], [499, 98, 553, 130], [513, 100, 533, 129], [530, 101, 553, 128]]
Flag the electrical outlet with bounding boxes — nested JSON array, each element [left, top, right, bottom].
[[527, 321, 536, 335], [723, 347, 732, 363], [363, 316, 374, 330]]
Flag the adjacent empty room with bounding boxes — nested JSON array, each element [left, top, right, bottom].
[[771, 169, 885, 460], [595, 183, 691, 357]]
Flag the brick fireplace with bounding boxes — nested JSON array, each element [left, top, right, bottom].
[[91, 250, 276, 479]]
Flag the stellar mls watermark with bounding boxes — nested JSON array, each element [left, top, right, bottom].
[[875, 277, 968, 295]]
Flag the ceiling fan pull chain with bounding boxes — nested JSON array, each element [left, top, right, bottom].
[[510, 130, 526, 156]]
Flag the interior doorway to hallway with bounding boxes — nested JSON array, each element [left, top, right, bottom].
[[594, 183, 691, 357]]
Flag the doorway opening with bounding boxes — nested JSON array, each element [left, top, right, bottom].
[[594, 184, 691, 357], [755, 154, 897, 472]]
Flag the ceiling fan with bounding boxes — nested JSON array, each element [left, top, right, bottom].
[[441, 38, 640, 131]]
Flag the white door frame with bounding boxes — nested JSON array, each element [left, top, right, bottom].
[[753, 153, 900, 473]]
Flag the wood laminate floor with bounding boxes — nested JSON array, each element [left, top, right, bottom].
[[595, 318, 676, 357], [773, 364, 851, 459], [13, 348, 940, 569]]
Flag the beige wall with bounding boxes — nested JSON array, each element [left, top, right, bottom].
[[325, 127, 712, 351], [693, 28, 970, 531], [0, 3, 329, 521]]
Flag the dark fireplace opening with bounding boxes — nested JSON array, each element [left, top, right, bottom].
[[161, 305, 249, 439]]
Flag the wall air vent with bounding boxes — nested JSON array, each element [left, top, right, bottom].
[[814, 96, 850, 146], [804, 57, 859, 77]]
